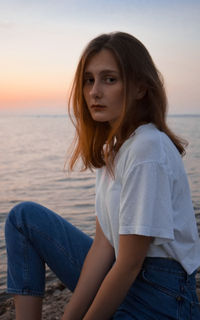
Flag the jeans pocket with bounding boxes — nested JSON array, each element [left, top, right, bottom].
[[135, 268, 182, 319], [141, 268, 200, 319], [142, 268, 180, 299]]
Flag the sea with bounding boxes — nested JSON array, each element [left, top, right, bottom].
[[0, 113, 200, 294]]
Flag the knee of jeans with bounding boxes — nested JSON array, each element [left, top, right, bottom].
[[6, 201, 37, 229]]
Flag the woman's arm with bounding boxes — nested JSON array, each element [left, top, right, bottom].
[[62, 218, 115, 320], [83, 234, 152, 320]]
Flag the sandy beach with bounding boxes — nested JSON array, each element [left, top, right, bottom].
[[1, 281, 200, 320], [0, 282, 72, 320]]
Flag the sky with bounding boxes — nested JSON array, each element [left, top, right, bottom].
[[0, 0, 200, 115]]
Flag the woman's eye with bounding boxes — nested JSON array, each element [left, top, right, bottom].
[[104, 77, 116, 84], [84, 78, 94, 85]]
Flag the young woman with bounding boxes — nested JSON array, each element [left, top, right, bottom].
[[5, 32, 200, 319]]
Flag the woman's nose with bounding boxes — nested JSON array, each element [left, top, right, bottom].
[[89, 81, 102, 99]]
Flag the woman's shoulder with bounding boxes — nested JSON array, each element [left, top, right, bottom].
[[116, 123, 182, 178], [120, 123, 165, 164]]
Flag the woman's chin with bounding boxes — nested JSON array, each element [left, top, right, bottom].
[[92, 115, 109, 123]]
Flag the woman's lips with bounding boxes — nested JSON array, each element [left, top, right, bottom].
[[91, 104, 106, 109]]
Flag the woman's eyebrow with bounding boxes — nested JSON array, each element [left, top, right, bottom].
[[100, 69, 119, 75], [84, 69, 119, 76]]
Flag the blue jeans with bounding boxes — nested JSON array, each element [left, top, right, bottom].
[[5, 202, 200, 319]]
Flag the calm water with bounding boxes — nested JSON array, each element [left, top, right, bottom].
[[0, 114, 200, 293]]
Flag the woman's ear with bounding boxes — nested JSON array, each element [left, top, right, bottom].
[[135, 84, 147, 100]]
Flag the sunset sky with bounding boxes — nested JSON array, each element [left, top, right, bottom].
[[0, 0, 200, 114]]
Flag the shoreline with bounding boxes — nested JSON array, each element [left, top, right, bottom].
[[1, 281, 200, 320]]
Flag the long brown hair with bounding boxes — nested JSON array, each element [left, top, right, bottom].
[[68, 32, 187, 172]]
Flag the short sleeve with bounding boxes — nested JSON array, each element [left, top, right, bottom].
[[119, 162, 175, 245]]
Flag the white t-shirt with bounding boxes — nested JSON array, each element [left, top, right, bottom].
[[95, 123, 200, 274]]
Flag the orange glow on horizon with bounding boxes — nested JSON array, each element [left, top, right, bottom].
[[0, 91, 69, 109], [0, 75, 73, 109]]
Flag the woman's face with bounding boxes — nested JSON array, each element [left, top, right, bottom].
[[83, 49, 124, 126]]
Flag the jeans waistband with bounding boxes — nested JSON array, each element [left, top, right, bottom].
[[143, 257, 196, 280]]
